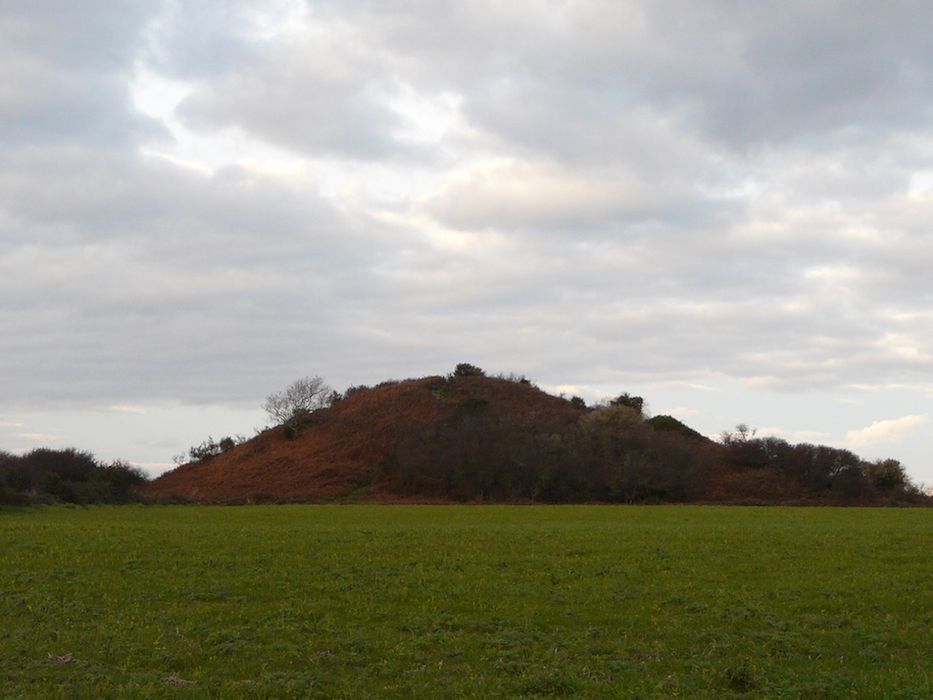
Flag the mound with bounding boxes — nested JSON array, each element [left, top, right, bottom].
[[146, 372, 927, 505], [146, 375, 585, 502]]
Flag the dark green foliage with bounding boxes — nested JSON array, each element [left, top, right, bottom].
[[187, 435, 242, 462], [569, 395, 586, 408], [188, 436, 224, 462], [451, 362, 485, 378], [494, 372, 533, 385], [283, 424, 299, 440], [646, 414, 706, 440], [391, 403, 705, 503], [721, 434, 919, 499], [610, 392, 644, 415], [393, 411, 543, 501], [574, 406, 705, 503], [0, 448, 147, 504], [97, 461, 148, 500], [863, 459, 909, 492]]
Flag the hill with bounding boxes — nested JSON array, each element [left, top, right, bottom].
[[148, 374, 582, 502], [146, 371, 928, 505]]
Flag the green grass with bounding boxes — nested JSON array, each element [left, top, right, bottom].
[[1, 505, 931, 698]]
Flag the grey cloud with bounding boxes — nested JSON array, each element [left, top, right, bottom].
[[0, 1, 163, 147], [0, 144, 422, 406], [153, 2, 933, 164], [174, 32, 406, 159], [341, 1, 933, 151]]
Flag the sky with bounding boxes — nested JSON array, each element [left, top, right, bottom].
[[1, 1, 931, 485]]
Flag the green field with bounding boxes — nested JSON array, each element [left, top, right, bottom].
[[1, 506, 930, 698]]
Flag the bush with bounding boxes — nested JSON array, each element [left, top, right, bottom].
[[451, 363, 485, 378], [0, 448, 148, 504], [184, 435, 243, 462], [609, 393, 645, 416], [863, 459, 908, 492], [188, 437, 223, 462], [97, 461, 148, 500]]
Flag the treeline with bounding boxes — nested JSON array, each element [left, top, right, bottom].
[[381, 401, 710, 503], [720, 428, 923, 501], [0, 448, 148, 505]]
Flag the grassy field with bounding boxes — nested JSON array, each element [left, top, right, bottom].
[[1, 505, 930, 698]]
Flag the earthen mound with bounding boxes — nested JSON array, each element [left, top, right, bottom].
[[146, 375, 584, 502]]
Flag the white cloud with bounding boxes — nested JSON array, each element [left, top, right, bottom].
[[109, 405, 147, 415], [845, 415, 929, 447], [16, 432, 60, 442], [423, 158, 683, 233]]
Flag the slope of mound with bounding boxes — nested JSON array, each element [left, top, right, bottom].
[[146, 375, 585, 502]]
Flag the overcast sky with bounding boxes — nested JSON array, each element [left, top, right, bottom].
[[2, 1, 931, 484]]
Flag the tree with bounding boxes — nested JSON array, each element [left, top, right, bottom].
[[720, 423, 756, 444], [263, 376, 333, 426], [610, 392, 645, 416], [863, 458, 908, 492], [451, 363, 485, 378]]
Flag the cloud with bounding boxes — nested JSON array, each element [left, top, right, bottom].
[[0, 1, 163, 147], [4, 0, 933, 412], [845, 415, 929, 447], [109, 405, 147, 415], [16, 432, 60, 442], [422, 158, 718, 234]]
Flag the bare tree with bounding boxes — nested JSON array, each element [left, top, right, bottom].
[[263, 376, 333, 425]]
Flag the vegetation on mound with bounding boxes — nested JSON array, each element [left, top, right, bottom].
[[150, 364, 929, 505]]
